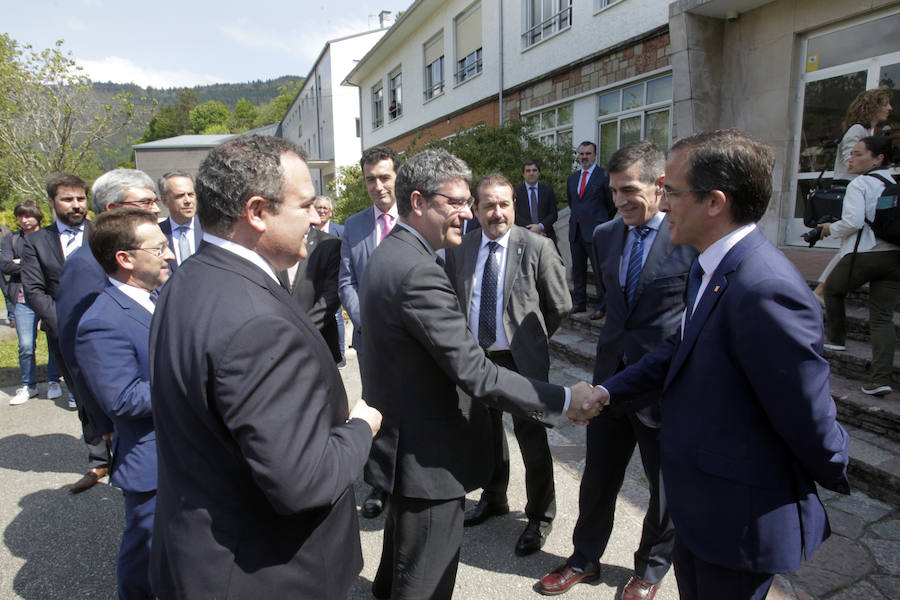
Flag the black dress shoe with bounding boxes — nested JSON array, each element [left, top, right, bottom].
[[463, 497, 509, 527], [515, 520, 552, 556], [361, 488, 387, 518]]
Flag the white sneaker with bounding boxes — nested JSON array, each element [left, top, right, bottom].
[[47, 381, 62, 399], [67, 394, 77, 409], [10, 386, 38, 406]]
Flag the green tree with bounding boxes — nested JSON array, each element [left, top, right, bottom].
[[328, 164, 369, 224], [138, 88, 195, 143], [408, 120, 574, 203], [253, 81, 301, 128], [230, 98, 258, 132], [0, 35, 145, 209], [189, 100, 232, 134]]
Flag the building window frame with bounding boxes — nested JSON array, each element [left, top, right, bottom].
[[389, 68, 402, 121], [596, 73, 672, 166], [371, 83, 384, 130], [424, 34, 445, 101], [522, 102, 574, 150], [522, 0, 572, 50], [455, 47, 482, 84], [594, 0, 623, 13]]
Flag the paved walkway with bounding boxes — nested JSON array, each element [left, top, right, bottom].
[[0, 336, 896, 598]]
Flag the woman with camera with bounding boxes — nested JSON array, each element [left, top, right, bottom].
[[813, 88, 893, 303], [821, 136, 899, 396]]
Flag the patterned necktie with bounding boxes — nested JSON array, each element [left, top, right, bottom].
[[378, 213, 393, 245], [62, 227, 80, 258], [578, 170, 589, 197], [625, 226, 651, 303], [529, 186, 539, 224], [685, 258, 704, 323], [177, 225, 192, 263], [478, 241, 499, 349], [149, 289, 159, 305]]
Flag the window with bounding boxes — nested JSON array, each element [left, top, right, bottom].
[[524, 103, 573, 150], [455, 3, 482, 84], [523, 0, 572, 49], [596, 74, 672, 165], [372, 83, 383, 129], [596, 0, 623, 10], [424, 35, 445, 100], [389, 70, 402, 120]]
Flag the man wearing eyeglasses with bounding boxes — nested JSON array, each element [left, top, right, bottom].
[[592, 130, 849, 600], [360, 149, 605, 599], [74, 207, 174, 600], [55, 169, 164, 493]]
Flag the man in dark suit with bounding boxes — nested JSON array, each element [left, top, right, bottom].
[[567, 141, 616, 319], [445, 173, 570, 556], [21, 172, 112, 491], [312, 195, 345, 363], [538, 141, 695, 599], [157, 171, 202, 271], [56, 169, 162, 492], [339, 146, 400, 518], [514, 159, 558, 245], [360, 148, 602, 599], [75, 207, 175, 600], [149, 135, 381, 599], [594, 130, 850, 600], [277, 225, 343, 363]]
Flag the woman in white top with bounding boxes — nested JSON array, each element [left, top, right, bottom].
[[821, 136, 899, 396], [813, 88, 893, 302]]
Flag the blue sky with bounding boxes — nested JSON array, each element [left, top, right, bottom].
[[1, 0, 410, 87]]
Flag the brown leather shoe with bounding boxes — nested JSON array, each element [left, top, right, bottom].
[[538, 564, 600, 595], [70, 467, 108, 494], [589, 309, 606, 320], [620, 575, 659, 600]]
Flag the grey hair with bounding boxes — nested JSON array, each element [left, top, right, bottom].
[[395, 149, 472, 217], [91, 169, 158, 213], [195, 135, 305, 234], [314, 195, 333, 208], [607, 141, 665, 184], [158, 171, 194, 200]]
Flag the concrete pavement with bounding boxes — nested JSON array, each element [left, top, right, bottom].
[[0, 341, 897, 598]]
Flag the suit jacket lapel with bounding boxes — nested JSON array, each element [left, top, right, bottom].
[[630, 219, 670, 309], [605, 220, 628, 313], [664, 229, 762, 387], [45, 223, 65, 265], [461, 233, 480, 316], [502, 228, 525, 313], [106, 285, 152, 328]]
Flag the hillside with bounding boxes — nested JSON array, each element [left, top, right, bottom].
[[90, 76, 303, 169]]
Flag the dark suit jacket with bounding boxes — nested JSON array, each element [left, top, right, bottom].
[[444, 226, 570, 380], [566, 167, 615, 242], [359, 225, 565, 500], [514, 182, 558, 243], [278, 228, 342, 363], [75, 284, 155, 492], [338, 206, 378, 346], [0, 230, 28, 303], [55, 244, 114, 435], [603, 228, 850, 574], [22, 222, 88, 335], [319, 221, 344, 238], [591, 215, 696, 427], [149, 242, 372, 599], [159, 216, 203, 272]]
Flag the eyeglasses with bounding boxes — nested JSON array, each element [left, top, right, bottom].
[[127, 243, 169, 257], [121, 198, 160, 209], [432, 191, 474, 211], [662, 187, 710, 202]]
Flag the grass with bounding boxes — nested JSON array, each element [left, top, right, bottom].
[[0, 327, 50, 369]]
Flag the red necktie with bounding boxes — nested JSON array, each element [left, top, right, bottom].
[[578, 170, 588, 197]]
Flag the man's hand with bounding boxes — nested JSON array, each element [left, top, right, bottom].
[[350, 398, 382, 436], [566, 382, 609, 424], [527, 224, 545, 236]]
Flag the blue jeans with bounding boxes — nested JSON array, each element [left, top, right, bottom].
[[14, 302, 60, 387]]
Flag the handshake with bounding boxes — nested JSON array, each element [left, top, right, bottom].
[[566, 382, 610, 424]]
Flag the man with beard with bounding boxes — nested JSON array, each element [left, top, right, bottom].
[[445, 173, 570, 556]]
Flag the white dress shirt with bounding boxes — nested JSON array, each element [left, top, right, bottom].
[[617, 211, 664, 287], [374, 205, 399, 245], [203, 232, 280, 283], [468, 230, 511, 350], [56, 220, 85, 258], [110, 278, 156, 314], [169, 216, 196, 265]]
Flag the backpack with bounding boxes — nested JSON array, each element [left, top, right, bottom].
[[864, 173, 900, 245]]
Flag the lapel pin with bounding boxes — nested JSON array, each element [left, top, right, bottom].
[[517, 247, 523, 255], [714, 285, 720, 292]]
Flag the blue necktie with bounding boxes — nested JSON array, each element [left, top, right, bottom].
[[685, 258, 704, 322], [478, 241, 499, 349], [624, 226, 651, 303], [176, 225, 192, 263]]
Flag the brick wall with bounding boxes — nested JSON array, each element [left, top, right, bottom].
[[385, 99, 501, 153]]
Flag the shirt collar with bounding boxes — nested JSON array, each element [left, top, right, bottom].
[[697, 223, 756, 277], [109, 277, 155, 314], [169, 216, 192, 232], [56, 219, 82, 234], [375, 204, 399, 220], [394, 221, 437, 257], [629, 210, 665, 232], [202, 232, 281, 283], [480, 229, 511, 250]]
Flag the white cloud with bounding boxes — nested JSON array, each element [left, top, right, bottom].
[[77, 56, 226, 88], [65, 17, 88, 31], [80, 0, 103, 7]]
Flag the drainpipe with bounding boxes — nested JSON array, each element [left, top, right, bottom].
[[498, 0, 504, 125]]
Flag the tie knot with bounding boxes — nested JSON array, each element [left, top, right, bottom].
[[690, 258, 704, 281], [487, 241, 499, 254], [633, 226, 651, 240]]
